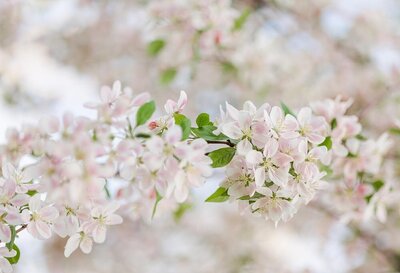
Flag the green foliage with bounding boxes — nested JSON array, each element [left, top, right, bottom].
[[232, 9, 251, 31], [319, 136, 332, 150], [147, 39, 166, 56], [160, 68, 177, 85], [205, 187, 229, 202], [174, 113, 191, 140], [136, 101, 156, 127], [173, 203, 193, 222], [192, 126, 229, 141], [196, 113, 213, 127], [26, 190, 38, 197], [331, 118, 337, 129], [389, 128, 400, 135], [365, 180, 385, 203], [221, 61, 238, 75], [280, 102, 296, 116], [208, 147, 236, 168]]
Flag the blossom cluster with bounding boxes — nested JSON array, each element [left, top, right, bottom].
[[212, 96, 391, 225], [0, 81, 393, 272], [0, 82, 211, 272]]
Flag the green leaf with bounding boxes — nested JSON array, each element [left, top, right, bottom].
[[205, 187, 230, 202], [372, 180, 384, 192], [26, 190, 38, 197], [196, 113, 212, 127], [389, 128, 400, 135], [232, 9, 251, 31], [331, 118, 337, 129], [319, 136, 332, 150], [6, 244, 20, 265], [365, 180, 385, 203], [160, 68, 177, 85], [151, 190, 163, 219], [136, 101, 156, 127], [320, 165, 333, 177], [192, 125, 229, 141], [173, 203, 193, 222], [221, 61, 238, 75], [147, 39, 166, 56], [208, 147, 236, 168], [280, 102, 296, 116], [174, 113, 191, 140]]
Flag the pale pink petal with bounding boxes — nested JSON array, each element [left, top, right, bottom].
[[254, 167, 266, 187], [0, 257, 13, 273], [92, 225, 107, 243], [264, 138, 278, 158], [270, 106, 283, 127], [237, 139, 252, 156], [36, 221, 52, 239], [29, 195, 42, 211], [39, 206, 59, 222], [221, 122, 242, 139], [174, 171, 189, 203], [273, 153, 293, 167], [165, 125, 182, 144], [0, 224, 11, 243], [80, 236, 93, 254], [297, 107, 312, 127], [245, 150, 263, 166], [225, 102, 239, 120], [268, 167, 288, 186], [64, 234, 80, 257]]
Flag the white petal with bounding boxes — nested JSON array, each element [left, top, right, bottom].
[[64, 234, 81, 257]]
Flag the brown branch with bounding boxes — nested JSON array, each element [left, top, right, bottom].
[[206, 140, 235, 147], [16, 224, 27, 234]]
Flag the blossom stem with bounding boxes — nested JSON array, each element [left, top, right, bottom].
[[205, 140, 235, 147]]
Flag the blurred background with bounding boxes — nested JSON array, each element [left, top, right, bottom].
[[1, 0, 400, 272]]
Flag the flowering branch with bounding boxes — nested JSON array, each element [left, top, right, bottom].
[[0, 82, 392, 272]]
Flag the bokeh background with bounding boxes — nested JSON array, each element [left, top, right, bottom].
[[1, 0, 400, 272]]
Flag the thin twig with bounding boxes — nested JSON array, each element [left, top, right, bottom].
[[206, 140, 235, 147]]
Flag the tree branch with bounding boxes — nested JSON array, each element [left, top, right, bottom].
[[206, 140, 235, 147]]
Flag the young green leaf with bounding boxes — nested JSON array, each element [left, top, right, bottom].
[[319, 136, 332, 150], [196, 113, 212, 127], [208, 147, 236, 168], [160, 68, 177, 85], [174, 113, 191, 140], [389, 128, 400, 135], [147, 39, 166, 56], [205, 187, 230, 202], [136, 101, 156, 127], [372, 180, 384, 192], [232, 9, 251, 31], [280, 102, 296, 116], [192, 125, 229, 141]]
